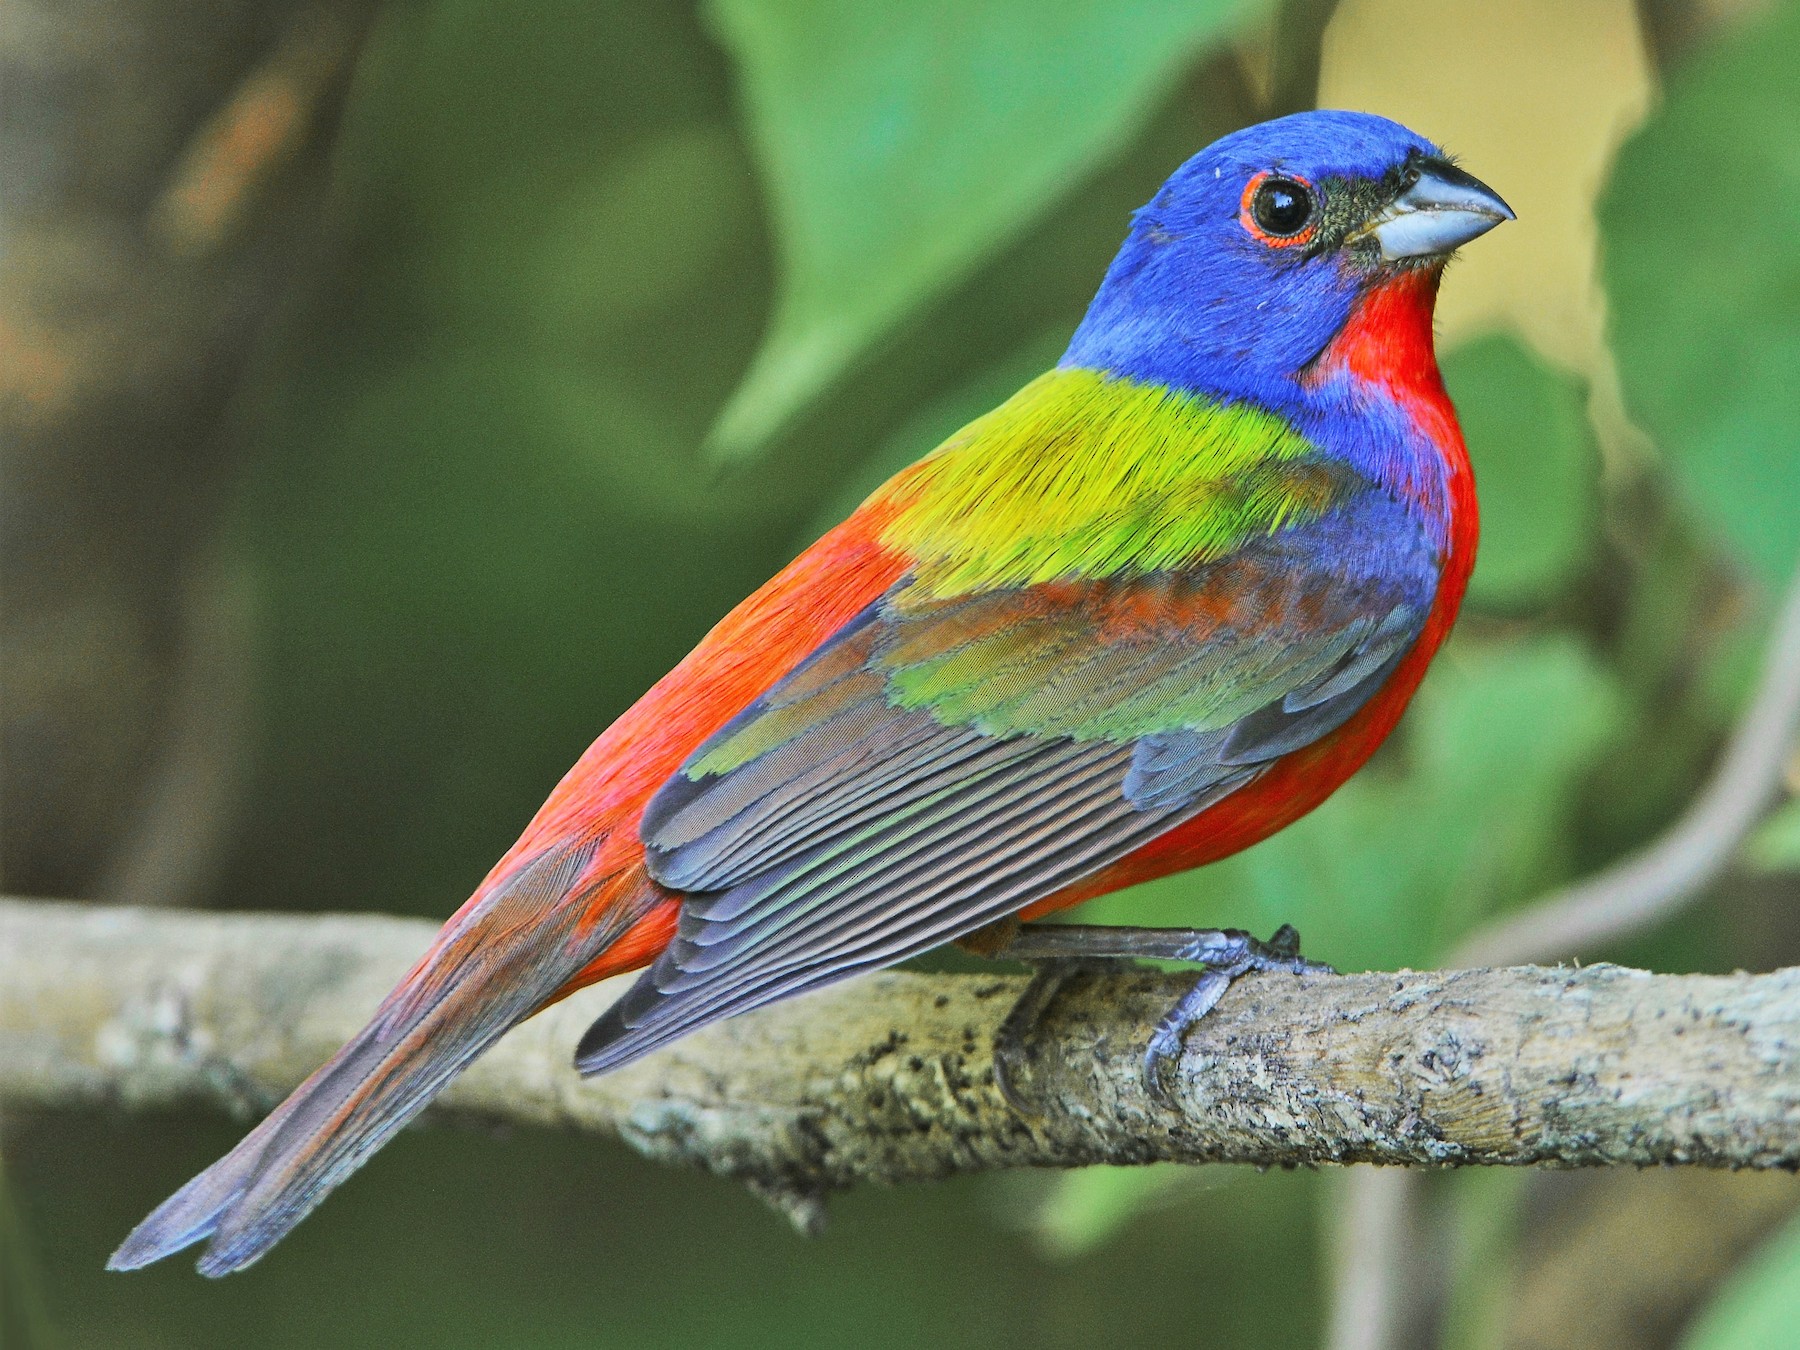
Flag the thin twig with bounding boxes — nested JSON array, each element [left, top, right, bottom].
[[1327, 1167, 1421, 1350], [98, 548, 257, 910]]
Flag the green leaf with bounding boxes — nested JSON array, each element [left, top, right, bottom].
[[1020, 1162, 1317, 1271], [1082, 632, 1624, 972], [1602, 1, 1800, 588], [1681, 1208, 1800, 1350], [232, 351, 813, 917], [705, 0, 1256, 460], [517, 124, 756, 338], [1745, 798, 1800, 872], [1442, 334, 1599, 610]]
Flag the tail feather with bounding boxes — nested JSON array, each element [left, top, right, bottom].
[[111, 840, 641, 1276], [108, 1014, 419, 1274]]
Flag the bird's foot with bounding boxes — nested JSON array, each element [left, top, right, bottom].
[[973, 922, 1332, 1114], [1138, 924, 1333, 1107]]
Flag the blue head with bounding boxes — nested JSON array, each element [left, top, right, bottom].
[[1062, 111, 1511, 408]]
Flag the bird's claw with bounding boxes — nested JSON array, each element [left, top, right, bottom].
[[1266, 923, 1302, 960], [1143, 968, 1234, 1107], [1139, 928, 1333, 1108], [986, 922, 1332, 1115]]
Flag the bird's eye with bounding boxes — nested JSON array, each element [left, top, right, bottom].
[[1250, 176, 1315, 238]]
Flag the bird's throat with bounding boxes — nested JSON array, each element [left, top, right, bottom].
[[1314, 265, 1444, 405], [1330, 263, 1479, 623]]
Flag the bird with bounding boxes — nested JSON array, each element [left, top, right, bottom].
[[110, 109, 1510, 1276]]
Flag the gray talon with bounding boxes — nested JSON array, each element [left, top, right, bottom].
[[983, 922, 1332, 1113]]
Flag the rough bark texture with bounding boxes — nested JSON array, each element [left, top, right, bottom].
[[4, 897, 1799, 1216]]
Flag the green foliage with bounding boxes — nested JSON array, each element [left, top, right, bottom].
[[1745, 798, 1800, 871], [23, 1113, 1331, 1350], [1681, 1208, 1800, 1350], [1603, 0, 1800, 589], [704, 0, 1253, 458], [1440, 1169, 1531, 1350], [28, 0, 1799, 1342], [1023, 1165, 1216, 1258], [215, 0, 815, 918], [0, 1153, 61, 1350], [334, 0, 738, 342], [1443, 334, 1600, 610], [518, 125, 758, 342]]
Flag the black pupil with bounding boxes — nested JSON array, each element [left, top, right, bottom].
[[1253, 179, 1311, 236]]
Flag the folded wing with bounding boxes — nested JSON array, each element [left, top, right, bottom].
[[578, 515, 1431, 1073]]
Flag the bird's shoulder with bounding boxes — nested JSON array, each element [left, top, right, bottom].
[[867, 364, 1372, 603]]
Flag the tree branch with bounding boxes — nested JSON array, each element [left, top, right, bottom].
[[5, 897, 1799, 1220]]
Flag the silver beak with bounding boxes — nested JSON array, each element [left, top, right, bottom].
[[1364, 161, 1514, 261]]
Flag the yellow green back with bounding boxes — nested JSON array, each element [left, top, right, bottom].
[[875, 366, 1351, 601]]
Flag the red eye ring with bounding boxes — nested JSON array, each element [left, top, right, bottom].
[[1240, 171, 1318, 248]]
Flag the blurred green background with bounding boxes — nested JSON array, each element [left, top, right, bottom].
[[6, 0, 1800, 1346]]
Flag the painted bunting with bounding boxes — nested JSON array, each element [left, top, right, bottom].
[[112, 110, 1510, 1275]]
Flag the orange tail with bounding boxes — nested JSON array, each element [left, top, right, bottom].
[[110, 839, 649, 1276]]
